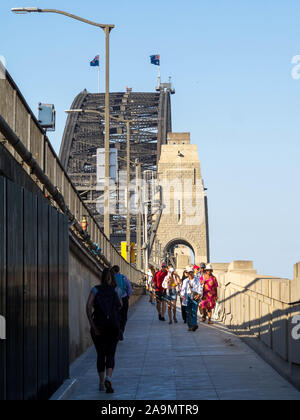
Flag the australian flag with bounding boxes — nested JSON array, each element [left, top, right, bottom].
[[90, 55, 100, 67], [150, 54, 160, 66]]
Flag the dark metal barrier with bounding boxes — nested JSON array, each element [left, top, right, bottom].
[[0, 176, 69, 400]]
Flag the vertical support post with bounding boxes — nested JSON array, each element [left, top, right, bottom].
[[6, 180, 23, 400], [53, 159, 57, 190], [27, 114, 31, 152], [0, 177, 6, 401], [37, 199, 49, 400], [23, 190, 38, 400], [126, 121, 131, 262], [11, 90, 17, 158], [144, 201, 148, 274], [136, 161, 142, 271]]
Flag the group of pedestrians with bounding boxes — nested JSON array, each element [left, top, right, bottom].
[[86, 265, 132, 394], [85, 260, 218, 395], [147, 261, 219, 331]]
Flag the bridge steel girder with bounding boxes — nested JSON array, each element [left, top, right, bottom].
[[59, 89, 172, 245]]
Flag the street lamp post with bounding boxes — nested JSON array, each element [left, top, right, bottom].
[[135, 159, 142, 270], [126, 121, 131, 263], [66, 109, 135, 263], [11, 7, 114, 238], [144, 200, 149, 274]]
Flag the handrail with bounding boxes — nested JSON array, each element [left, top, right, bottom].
[[0, 113, 111, 268]]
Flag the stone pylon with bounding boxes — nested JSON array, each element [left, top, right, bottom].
[[152, 132, 209, 265]]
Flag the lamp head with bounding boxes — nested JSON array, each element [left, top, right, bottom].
[[11, 7, 40, 14], [65, 109, 83, 114]]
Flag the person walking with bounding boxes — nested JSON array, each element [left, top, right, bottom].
[[180, 269, 189, 323], [153, 261, 168, 321], [86, 268, 121, 394], [147, 265, 156, 305], [193, 265, 200, 278], [201, 263, 218, 325], [181, 266, 203, 331], [197, 263, 206, 281], [197, 263, 206, 316], [163, 268, 181, 324], [194, 263, 206, 282], [112, 266, 133, 341]]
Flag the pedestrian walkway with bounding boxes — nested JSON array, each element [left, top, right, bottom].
[[68, 296, 300, 400]]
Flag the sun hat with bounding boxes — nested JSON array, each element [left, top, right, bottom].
[[206, 263, 213, 271], [187, 266, 194, 273]]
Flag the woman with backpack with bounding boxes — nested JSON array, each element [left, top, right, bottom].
[[86, 268, 122, 394]]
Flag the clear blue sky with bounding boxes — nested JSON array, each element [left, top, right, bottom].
[[1, 0, 300, 278]]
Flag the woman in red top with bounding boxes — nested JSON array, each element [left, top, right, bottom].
[[153, 261, 168, 321], [201, 264, 218, 325]]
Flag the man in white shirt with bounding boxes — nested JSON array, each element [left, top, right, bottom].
[[147, 267, 155, 305], [180, 266, 203, 331]]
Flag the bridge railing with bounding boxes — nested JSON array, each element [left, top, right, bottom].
[[212, 260, 300, 388], [0, 63, 144, 285]]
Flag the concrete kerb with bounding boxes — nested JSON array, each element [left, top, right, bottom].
[[50, 344, 97, 400], [50, 379, 79, 400], [50, 342, 99, 400]]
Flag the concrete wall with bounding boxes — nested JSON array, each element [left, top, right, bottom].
[[213, 260, 300, 389], [0, 150, 145, 368], [1, 64, 146, 368], [69, 236, 145, 364]]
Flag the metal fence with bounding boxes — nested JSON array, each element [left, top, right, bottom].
[[0, 176, 69, 400], [0, 62, 144, 285]]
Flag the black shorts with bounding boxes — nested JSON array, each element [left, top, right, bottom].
[[155, 291, 166, 302]]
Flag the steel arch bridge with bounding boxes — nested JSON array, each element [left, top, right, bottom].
[[59, 86, 173, 246]]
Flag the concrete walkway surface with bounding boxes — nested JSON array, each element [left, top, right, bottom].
[[67, 296, 300, 400]]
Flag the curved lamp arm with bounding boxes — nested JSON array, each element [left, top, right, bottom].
[[66, 109, 134, 124], [11, 7, 114, 31]]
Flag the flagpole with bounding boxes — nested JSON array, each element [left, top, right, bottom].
[[158, 63, 161, 89], [98, 60, 100, 93]]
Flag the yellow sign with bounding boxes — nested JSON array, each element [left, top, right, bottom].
[[121, 242, 127, 261]]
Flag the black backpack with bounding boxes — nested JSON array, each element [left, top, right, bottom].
[[93, 285, 121, 330]]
